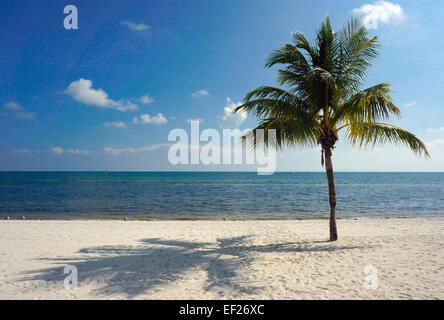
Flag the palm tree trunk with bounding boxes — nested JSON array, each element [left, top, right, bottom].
[[324, 148, 338, 241]]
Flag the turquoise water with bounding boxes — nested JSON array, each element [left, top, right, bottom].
[[0, 172, 443, 220]]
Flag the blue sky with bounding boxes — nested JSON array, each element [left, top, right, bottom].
[[1, 0, 443, 171]]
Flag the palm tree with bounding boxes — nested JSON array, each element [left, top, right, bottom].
[[234, 15, 429, 241]]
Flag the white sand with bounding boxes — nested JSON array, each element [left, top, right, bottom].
[[0, 218, 443, 300]]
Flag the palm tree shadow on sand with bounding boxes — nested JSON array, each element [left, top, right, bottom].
[[22, 236, 366, 298]]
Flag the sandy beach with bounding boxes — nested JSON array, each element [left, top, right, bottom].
[[0, 218, 443, 300]]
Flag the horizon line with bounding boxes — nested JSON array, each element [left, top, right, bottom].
[[0, 170, 443, 173]]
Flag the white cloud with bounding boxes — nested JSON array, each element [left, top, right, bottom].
[[121, 20, 150, 31], [426, 138, 444, 148], [51, 146, 93, 155], [133, 113, 168, 125], [4, 102, 23, 110], [191, 90, 210, 98], [140, 94, 154, 104], [51, 147, 64, 154], [2, 102, 36, 120], [103, 121, 126, 128], [65, 79, 138, 112], [352, 1, 405, 30], [404, 101, 416, 108], [104, 144, 170, 155], [65, 149, 93, 155], [426, 127, 444, 133], [11, 148, 33, 154], [15, 111, 37, 120], [218, 97, 247, 128], [10, 148, 51, 155]]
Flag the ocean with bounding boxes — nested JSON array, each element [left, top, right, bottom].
[[0, 172, 443, 220]]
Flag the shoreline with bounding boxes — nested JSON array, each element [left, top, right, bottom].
[[1, 215, 441, 222], [0, 213, 444, 223], [1, 218, 443, 299]]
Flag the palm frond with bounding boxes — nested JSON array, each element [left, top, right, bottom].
[[347, 122, 430, 157], [313, 14, 337, 71], [265, 43, 310, 73], [244, 86, 304, 105], [234, 98, 311, 121], [334, 18, 379, 93], [244, 116, 319, 149], [333, 83, 400, 124], [290, 32, 316, 64]]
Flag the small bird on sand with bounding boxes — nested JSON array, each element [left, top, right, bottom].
[[21, 216, 26, 220], [124, 217, 128, 221]]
